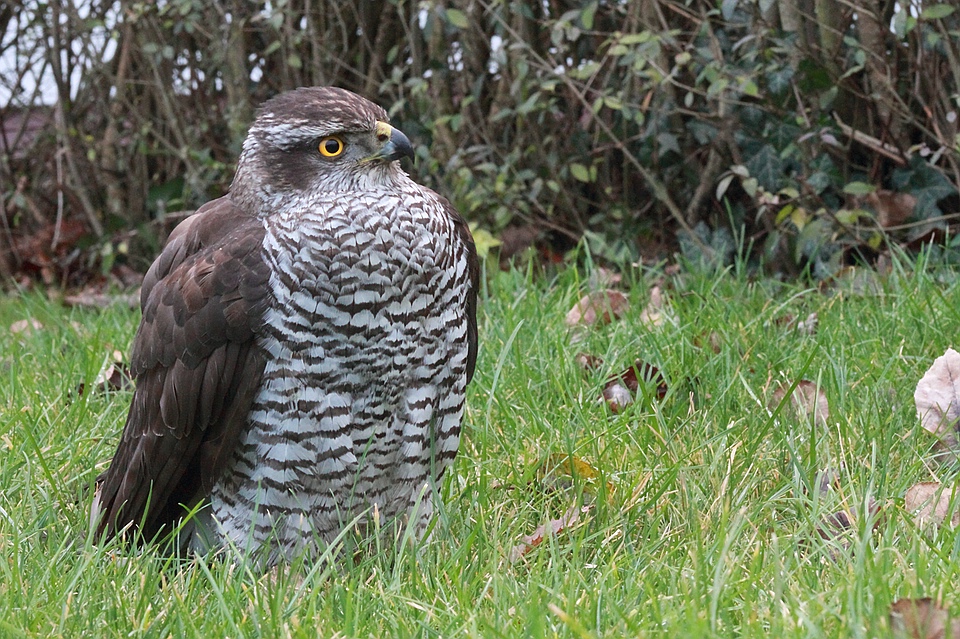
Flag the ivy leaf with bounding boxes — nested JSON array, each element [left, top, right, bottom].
[[765, 121, 802, 149], [920, 4, 956, 20], [893, 158, 958, 219], [740, 78, 759, 97], [570, 163, 592, 183], [721, 0, 738, 20], [745, 145, 784, 192], [842, 181, 876, 195], [445, 8, 469, 29], [765, 66, 794, 95], [580, 1, 598, 29]]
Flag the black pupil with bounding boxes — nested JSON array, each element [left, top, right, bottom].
[[324, 139, 341, 154]]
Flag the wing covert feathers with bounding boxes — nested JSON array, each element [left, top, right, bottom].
[[94, 198, 270, 541]]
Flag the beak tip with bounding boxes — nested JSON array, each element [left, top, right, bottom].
[[386, 129, 414, 163]]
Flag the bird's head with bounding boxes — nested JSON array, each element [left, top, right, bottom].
[[230, 87, 415, 211]]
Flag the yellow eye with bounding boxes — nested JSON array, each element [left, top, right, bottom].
[[318, 136, 345, 158]]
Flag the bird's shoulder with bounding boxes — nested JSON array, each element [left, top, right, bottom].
[[141, 197, 260, 302], [132, 197, 272, 374]]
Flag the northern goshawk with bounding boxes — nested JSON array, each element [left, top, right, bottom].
[[91, 87, 479, 563]]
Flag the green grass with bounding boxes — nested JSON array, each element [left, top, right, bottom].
[[3, 255, 960, 638]]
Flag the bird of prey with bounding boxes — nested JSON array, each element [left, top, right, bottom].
[[90, 87, 479, 564]]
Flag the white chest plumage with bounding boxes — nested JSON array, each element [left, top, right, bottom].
[[206, 187, 471, 559]]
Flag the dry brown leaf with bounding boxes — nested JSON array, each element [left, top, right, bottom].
[[497, 224, 540, 262], [796, 312, 818, 335], [915, 349, 960, 450], [10, 318, 43, 335], [508, 504, 590, 562], [867, 190, 916, 229], [80, 351, 134, 396], [603, 382, 634, 412], [639, 286, 668, 327], [816, 498, 880, 548], [693, 330, 722, 353], [825, 266, 884, 296], [810, 466, 880, 558], [94, 362, 133, 393], [587, 267, 622, 290], [772, 312, 817, 335], [540, 454, 614, 498], [601, 360, 667, 413], [565, 290, 628, 327], [771, 380, 829, 427], [574, 353, 604, 371], [890, 598, 960, 639], [773, 313, 795, 327], [904, 482, 960, 528]]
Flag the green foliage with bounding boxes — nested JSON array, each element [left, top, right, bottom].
[[1, 0, 958, 280]]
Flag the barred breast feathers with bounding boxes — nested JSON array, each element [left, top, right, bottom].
[[201, 183, 477, 558]]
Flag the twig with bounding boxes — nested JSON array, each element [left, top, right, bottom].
[[54, 101, 104, 238], [477, 0, 712, 256], [832, 112, 907, 166]]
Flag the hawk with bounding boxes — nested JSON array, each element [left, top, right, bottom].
[[91, 87, 479, 563]]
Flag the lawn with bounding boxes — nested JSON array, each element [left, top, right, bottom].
[[2, 255, 960, 638]]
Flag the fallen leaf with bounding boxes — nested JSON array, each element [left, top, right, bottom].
[[771, 380, 829, 427], [111, 263, 146, 289], [890, 598, 960, 639], [915, 348, 960, 451], [565, 290, 628, 327], [10, 318, 43, 335], [539, 454, 614, 498], [95, 363, 133, 393], [508, 503, 591, 562], [497, 224, 540, 262], [89, 351, 134, 394], [796, 312, 818, 335], [773, 313, 795, 327], [824, 266, 884, 297], [574, 353, 604, 371], [867, 190, 916, 229], [603, 382, 635, 412], [602, 360, 667, 412], [816, 467, 841, 496], [808, 466, 881, 556], [904, 482, 960, 528], [816, 498, 880, 543], [587, 267, 622, 290], [693, 331, 722, 353], [772, 312, 817, 335], [639, 286, 669, 327]]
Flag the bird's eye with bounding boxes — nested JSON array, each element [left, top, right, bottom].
[[318, 136, 345, 158]]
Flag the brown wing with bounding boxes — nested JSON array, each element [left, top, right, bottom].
[[94, 197, 272, 542], [443, 197, 480, 384]]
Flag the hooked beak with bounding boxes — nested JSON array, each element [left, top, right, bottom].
[[365, 121, 414, 163]]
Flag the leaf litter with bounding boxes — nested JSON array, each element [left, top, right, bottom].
[[915, 348, 960, 454], [890, 598, 960, 639], [509, 454, 611, 563], [897, 348, 960, 532], [602, 359, 668, 413], [770, 379, 829, 428], [564, 289, 629, 327]]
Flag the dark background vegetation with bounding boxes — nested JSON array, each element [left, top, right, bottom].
[[1, 0, 958, 287]]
